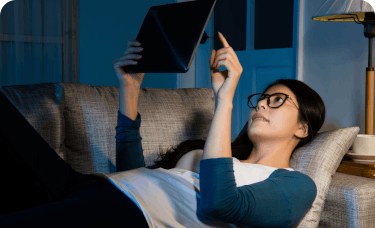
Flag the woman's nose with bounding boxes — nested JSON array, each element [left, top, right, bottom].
[[256, 99, 268, 110]]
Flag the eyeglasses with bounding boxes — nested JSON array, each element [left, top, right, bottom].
[[248, 93, 299, 110]]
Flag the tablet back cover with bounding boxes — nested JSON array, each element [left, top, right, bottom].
[[122, 0, 217, 73]]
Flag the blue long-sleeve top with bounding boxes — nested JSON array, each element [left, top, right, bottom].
[[114, 110, 317, 228]]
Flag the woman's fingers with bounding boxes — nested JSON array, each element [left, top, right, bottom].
[[212, 53, 234, 69], [113, 59, 138, 69], [210, 49, 216, 68], [211, 48, 233, 69], [127, 40, 141, 47], [124, 46, 143, 55], [214, 47, 239, 63], [218, 32, 230, 48], [118, 54, 142, 61], [120, 46, 143, 62], [113, 42, 143, 69], [113, 52, 142, 68]]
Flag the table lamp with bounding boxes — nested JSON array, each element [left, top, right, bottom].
[[312, 0, 375, 135]]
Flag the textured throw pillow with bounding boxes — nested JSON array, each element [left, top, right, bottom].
[[233, 122, 359, 228]]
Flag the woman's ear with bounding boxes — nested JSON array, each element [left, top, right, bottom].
[[300, 123, 309, 138], [296, 122, 309, 139]]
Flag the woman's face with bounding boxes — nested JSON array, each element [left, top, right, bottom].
[[247, 84, 304, 144]]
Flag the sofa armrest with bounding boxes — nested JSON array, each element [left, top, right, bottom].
[[319, 172, 375, 227]]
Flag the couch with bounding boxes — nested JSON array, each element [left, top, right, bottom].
[[0, 82, 374, 227]]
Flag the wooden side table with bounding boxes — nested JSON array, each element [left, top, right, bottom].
[[337, 161, 375, 179]]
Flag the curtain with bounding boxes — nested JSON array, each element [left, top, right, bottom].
[[0, 0, 77, 86]]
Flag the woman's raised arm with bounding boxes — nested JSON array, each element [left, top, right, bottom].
[[112, 40, 146, 171], [112, 40, 144, 120]]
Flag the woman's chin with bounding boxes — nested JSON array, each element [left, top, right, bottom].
[[248, 126, 268, 138], [249, 121, 268, 130]]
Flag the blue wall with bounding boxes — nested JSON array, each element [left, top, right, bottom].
[[79, 0, 176, 88]]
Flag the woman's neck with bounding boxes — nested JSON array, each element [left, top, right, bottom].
[[241, 141, 295, 169]]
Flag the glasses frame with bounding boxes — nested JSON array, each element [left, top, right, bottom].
[[247, 93, 299, 110]]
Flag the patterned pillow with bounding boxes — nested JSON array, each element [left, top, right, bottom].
[[233, 123, 359, 228], [290, 126, 359, 227]]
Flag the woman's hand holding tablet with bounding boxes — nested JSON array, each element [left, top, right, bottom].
[[112, 40, 145, 90]]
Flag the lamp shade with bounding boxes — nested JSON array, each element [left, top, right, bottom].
[[312, 0, 375, 22]]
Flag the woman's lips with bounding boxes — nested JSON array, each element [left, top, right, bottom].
[[253, 118, 268, 122]]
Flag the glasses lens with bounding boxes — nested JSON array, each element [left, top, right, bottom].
[[249, 93, 286, 108], [269, 94, 286, 108]]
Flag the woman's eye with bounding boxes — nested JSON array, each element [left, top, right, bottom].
[[276, 97, 283, 102]]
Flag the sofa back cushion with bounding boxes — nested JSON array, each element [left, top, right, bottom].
[[61, 82, 215, 174], [61, 82, 120, 174], [137, 87, 215, 167], [0, 83, 66, 160], [234, 122, 359, 228]]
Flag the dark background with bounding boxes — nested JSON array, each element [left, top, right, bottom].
[[214, 0, 294, 51]]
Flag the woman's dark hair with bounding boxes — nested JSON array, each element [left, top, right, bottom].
[[150, 79, 326, 169]]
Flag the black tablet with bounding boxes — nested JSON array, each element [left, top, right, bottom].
[[122, 0, 217, 73]]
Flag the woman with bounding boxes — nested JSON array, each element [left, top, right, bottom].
[[0, 32, 325, 227]]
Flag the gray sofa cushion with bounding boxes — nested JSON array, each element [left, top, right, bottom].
[[234, 122, 359, 228], [290, 126, 359, 228], [136, 87, 215, 167], [61, 82, 215, 174], [0, 83, 65, 160], [61, 82, 120, 175], [319, 172, 375, 227]]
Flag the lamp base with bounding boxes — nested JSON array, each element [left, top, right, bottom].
[[366, 69, 374, 135], [363, 23, 375, 135]]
